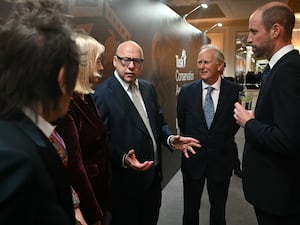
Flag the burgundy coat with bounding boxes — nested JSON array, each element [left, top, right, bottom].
[[55, 93, 111, 224]]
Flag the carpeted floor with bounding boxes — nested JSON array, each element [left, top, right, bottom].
[[157, 129, 258, 225]]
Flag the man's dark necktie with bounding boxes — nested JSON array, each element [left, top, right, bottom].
[[260, 64, 270, 87], [204, 86, 215, 129]]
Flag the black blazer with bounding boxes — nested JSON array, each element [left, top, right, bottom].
[[177, 78, 240, 180], [92, 75, 173, 194], [0, 113, 74, 225], [243, 49, 300, 216]]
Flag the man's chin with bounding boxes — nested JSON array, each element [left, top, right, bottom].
[[125, 76, 136, 83]]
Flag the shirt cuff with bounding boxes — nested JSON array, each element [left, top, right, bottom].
[[167, 135, 176, 151], [122, 153, 128, 168]]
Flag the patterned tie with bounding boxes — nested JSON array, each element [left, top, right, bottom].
[[129, 83, 158, 164], [204, 86, 215, 129], [49, 129, 68, 167], [260, 64, 270, 87], [49, 130, 81, 207]]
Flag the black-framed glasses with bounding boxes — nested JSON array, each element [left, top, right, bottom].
[[116, 55, 144, 67]]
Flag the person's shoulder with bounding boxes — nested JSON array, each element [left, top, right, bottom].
[[178, 80, 201, 97], [0, 116, 45, 155], [279, 49, 300, 63], [138, 79, 157, 92], [101, 75, 115, 86], [288, 50, 300, 63], [274, 49, 300, 71], [139, 79, 153, 86], [222, 78, 241, 90], [94, 75, 114, 93], [182, 80, 201, 89]]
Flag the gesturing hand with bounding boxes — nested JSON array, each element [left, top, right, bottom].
[[125, 149, 154, 171], [170, 135, 201, 158]]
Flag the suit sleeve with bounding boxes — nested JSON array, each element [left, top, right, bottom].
[[0, 149, 37, 223], [0, 148, 70, 224], [176, 86, 186, 134]]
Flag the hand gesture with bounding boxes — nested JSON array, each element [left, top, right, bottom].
[[170, 135, 201, 158], [125, 149, 154, 171]]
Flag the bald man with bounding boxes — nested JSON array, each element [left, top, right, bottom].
[[93, 40, 200, 225]]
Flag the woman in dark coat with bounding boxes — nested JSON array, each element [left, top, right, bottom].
[[56, 32, 111, 225]]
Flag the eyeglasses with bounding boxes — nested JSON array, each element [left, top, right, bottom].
[[116, 55, 144, 67]]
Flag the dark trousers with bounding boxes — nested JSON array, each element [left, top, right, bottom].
[[254, 207, 300, 225], [232, 143, 241, 171], [182, 174, 230, 225], [111, 174, 161, 225]]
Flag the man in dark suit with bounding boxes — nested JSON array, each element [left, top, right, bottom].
[[92, 40, 200, 225], [177, 44, 241, 225], [0, 0, 79, 224], [234, 2, 300, 225]]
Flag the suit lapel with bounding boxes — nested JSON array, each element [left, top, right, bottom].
[[139, 81, 158, 139], [17, 115, 65, 168], [214, 80, 228, 119], [198, 80, 218, 130], [109, 77, 150, 136], [17, 115, 50, 149], [256, 50, 299, 110], [185, 81, 206, 127], [208, 79, 230, 129], [198, 81, 207, 124], [71, 94, 102, 130], [15, 114, 73, 220]]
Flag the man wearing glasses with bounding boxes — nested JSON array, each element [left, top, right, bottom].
[[93, 40, 200, 225]]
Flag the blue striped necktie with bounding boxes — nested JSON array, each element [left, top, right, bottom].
[[204, 86, 215, 129]]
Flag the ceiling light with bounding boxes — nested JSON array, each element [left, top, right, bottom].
[[183, 3, 208, 19], [204, 23, 222, 33]]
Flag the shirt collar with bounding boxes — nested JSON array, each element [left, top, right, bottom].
[[23, 107, 55, 138], [114, 70, 139, 91], [202, 76, 221, 91], [269, 44, 294, 69]]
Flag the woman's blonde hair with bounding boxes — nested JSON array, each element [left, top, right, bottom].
[[72, 32, 105, 94]]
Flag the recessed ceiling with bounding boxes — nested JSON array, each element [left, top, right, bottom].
[[164, 0, 296, 20]]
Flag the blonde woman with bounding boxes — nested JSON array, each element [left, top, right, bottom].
[[56, 32, 111, 225]]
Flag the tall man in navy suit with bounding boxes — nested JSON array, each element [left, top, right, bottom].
[[92, 40, 200, 225], [234, 2, 300, 225], [0, 0, 79, 224], [177, 44, 241, 225]]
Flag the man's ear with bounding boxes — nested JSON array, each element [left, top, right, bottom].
[[271, 23, 281, 39], [217, 62, 225, 73], [57, 67, 67, 95], [113, 56, 117, 67]]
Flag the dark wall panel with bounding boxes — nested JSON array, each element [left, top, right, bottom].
[[0, 0, 207, 187]]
